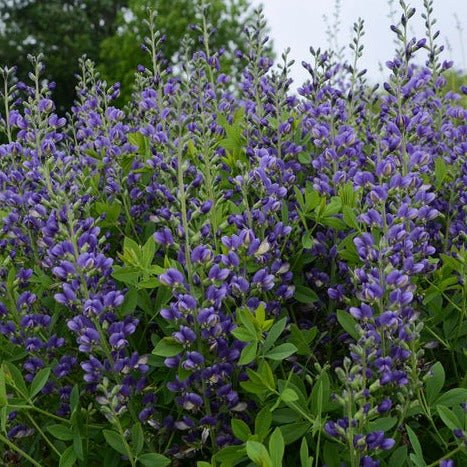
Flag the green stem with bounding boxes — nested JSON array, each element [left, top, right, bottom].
[[122, 189, 140, 241], [26, 413, 62, 458], [10, 405, 72, 424], [176, 124, 216, 451], [3, 73, 12, 143], [0, 432, 42, 466], [426, 446, 464, 467], [417, 388, 448, 449], [114, 418, 136, 467]]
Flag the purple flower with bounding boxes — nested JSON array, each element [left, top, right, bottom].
[[159, 268, 185, 287], [439, 460, 455, 467], [252, 268, 275, 290], [154, 228, 174, 246]]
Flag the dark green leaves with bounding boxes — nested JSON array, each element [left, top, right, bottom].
[[406, 425, 425, 467], [231, 419, 251, 442], [0, 366, 7, 407], [268, 428, 285, 467], [30, 367, 51, 398], [47, 424, 74, 441], [265, 343, 297, 361], [425, 362, 445, 405], [336, 310, 360, 340], [138, 453, 171, 467], [103, 430, 128, 456], [434, 157, 448, 188], [294, 285, 319, 304], [152, 338, 183, 357], [246, 440, 273, 467], [59, 446, 77, 467]]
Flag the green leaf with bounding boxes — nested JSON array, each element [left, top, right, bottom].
[[294, 186, 305, 211], [302, 231, 313, 249], [112, 266, 141, 285], [323, 441, 340, 467], [426, 362, 445, 405], [131, 422, 144, 455], [128, 132, 151, 160], [258, 361, 275, 391], [241, 380, 267, 395], [239, 342, 257, 365], [300, 437, 309, 467], [338, 182, 358, 207], [213, 445, 246, 464], [263, 318, 287, 353], [336, 310, 360, 340], [246, 440, 272, 467], [342, 206, 359, 229], [231, 327, 256, 342], [298, 152, 310, 165], [440, 254, 463, 271], [304, 187, 321, 211], [265, 343, 297, 361], [138, 453, 171, 467], [73, 433, 84, 461], [137, 290, 153, 315], [152, 338, 183, 357], [103, 430, 128, 456], [434, 157, 448, 188], [269, 428, 285, 467], [0, 366, 7, 407], [121, 288, 138, 315], [47, 424, 74, 441], [137, 278, 159, 289], [290, 325, 317, 356], [60, 446, 77, 467], [70, 385, 79, 412], [255, 407, 272, 441], [123, 237, 141, 263], [435, 388, 467, 407], [4, 362, 28, 398], [294, 285, 319, 304], [322, 197, 342, 217], [436, 405, 461, 430], [388, 446, 408, 467], [142, 236, 156, 267], [367, 417, 397, 432], [406, 425, 425, 465], [338, 234, 359, 263], [280, 388, 299, 403], [94, 201, 121, 226], [310, 371, 330, 415], [231, 419, 251, 442], [279, 422, 310, 445], [30, 368, 51, 398], [0, 407, 7, 432], [237, 308, 257, 337], [154, 285, 172, 313], [320, 216, 347, 230], [197, 462, 212, 467]]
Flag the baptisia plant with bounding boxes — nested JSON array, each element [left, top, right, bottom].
[[0, 0, 465, 466]]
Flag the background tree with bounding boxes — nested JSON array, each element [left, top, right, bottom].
[[0, 0, 126, 110], [98, 0, 261, 105]]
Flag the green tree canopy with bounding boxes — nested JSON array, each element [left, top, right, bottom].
[[98, 0, 258, 105], [0, 0, 126, 110]]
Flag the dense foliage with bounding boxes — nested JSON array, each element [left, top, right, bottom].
[[0, 1, 466, 466]]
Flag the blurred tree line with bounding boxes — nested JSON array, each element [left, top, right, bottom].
[[0, 0, 256, 110]]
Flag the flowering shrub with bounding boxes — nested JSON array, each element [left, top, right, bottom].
[[0, 1, 466, 466]]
